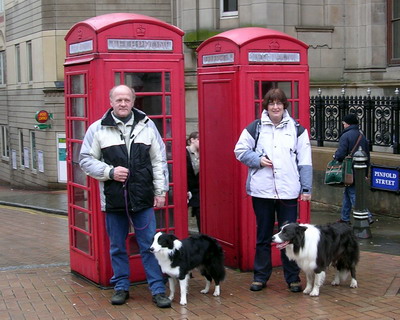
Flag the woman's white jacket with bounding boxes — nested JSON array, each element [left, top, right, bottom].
[[234, 110, 312, 199]]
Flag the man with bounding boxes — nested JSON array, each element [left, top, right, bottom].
[[334, 113, 374, 224], [79, 85, 171, 307]]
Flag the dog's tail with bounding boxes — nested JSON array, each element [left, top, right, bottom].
[[204, 235, 226, 282]]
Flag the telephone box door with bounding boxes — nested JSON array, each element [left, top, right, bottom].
[[198, 69, 239, 267]]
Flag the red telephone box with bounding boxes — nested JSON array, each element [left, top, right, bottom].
[[64, 13, 186, 287], [196, 27, 310, 271]]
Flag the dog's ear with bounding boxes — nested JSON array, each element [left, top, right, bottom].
[[166, 234, 178, 249]]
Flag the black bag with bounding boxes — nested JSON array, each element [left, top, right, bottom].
[[324, 133, 362, 187]]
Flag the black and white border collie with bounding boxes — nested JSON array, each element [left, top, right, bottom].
[[150, 232, 226, 305], [272, 222, 359, 296]]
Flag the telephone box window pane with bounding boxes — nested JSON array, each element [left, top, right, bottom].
[[74, 230, 90, 254], [166, 140, 172, 160], [115, 72, 121, 85], [72, 121, 86, 140], [293, 82, 299, 99], [255, 102, 261, 119], [71, 74, 85, 94], [128, 235, 140, 255], [165, 72, 171, 92], [73, 187, 88, 209], [293, 101, 299, 119], [124, 72, 162, 92], [71, 98, 85, 117], [254, 81, 260, 99], [136, 96, 162, 115], [168, 186, 174, 205], [278, 82, 291, 98], [72, 142, 82, 163], [74, 208, 90, 232], [261, 81, 273, 96], [166, 118, 172, 138], [168, 208, 175, 228], [151, 118, 163, 137], [155, 208, 166, 229], [73, 162, 87, 186], [168, 163, 173, 183], [165, 96, 171, 115]]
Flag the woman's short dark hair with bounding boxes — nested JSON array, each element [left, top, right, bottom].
[[262, 88, 288, 110]]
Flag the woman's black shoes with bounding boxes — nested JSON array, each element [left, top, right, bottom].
[[250, 281, 266, 291]]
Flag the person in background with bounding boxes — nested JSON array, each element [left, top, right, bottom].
[[234, 88, 312, 293], [334, 113, 374, 225], [79, 85, 171, 308], [186, 131, 200, 232]]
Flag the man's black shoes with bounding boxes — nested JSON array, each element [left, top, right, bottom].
[[111, 290, 129, 305], [152, 293, 171, 308], [289, 282, 303, 293]]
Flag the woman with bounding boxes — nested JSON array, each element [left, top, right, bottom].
[[234, 88, 312, 293], [186, 131, 200, 231]]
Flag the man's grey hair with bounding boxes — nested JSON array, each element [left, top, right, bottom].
[[109, 85, 136, 100]]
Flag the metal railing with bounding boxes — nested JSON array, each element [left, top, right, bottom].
[[310, 88, 400, 154]]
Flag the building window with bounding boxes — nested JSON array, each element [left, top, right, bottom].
[[0, 0, 4, 12], [388, 0, 400, 65], [0, 51, 5, 85], [15, 44, 21, 83], [30, 130, 37, 171], [19, 129, 24, 168], [27, 41, 33, 82], [221, 0, 238, 18], [1, 125, 9, 159]]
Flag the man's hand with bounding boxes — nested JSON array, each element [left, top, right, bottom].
[[113, 166, 129, 182], [154, 196, 166, 208]]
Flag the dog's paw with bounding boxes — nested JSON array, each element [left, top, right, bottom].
[[168, 294, 174, 301], [309, 289, 320, 297], [200, 289, 209, 294], [212, 286, 220, 296], [303, 286, 312, 294], [179, 299, 187, 306], [331, 280, 340, 286], [350, 279, 358, 288]]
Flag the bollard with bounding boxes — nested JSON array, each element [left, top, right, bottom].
[[352, 146, 372, 239]]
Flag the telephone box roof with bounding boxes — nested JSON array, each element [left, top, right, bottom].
[[65, 12, 184, 39], [197, 27, 308, 51]]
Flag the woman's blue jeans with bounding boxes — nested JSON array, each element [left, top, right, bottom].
[[252, 197, 301, 285], [105, 208, 165, 295]]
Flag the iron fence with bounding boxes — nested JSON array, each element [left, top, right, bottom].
[[310, 90, 400, 154]]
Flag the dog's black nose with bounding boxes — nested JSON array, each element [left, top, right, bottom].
[[150, 247, 154, 252]]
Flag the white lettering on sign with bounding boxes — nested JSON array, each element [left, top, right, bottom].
[[202, 53, 234, 65], [107, 39, 173, 51], [375, 179, 396, 186], [374, 171, 397, 179], [69, 40, 93, 54], [248, 52, 300, 63]]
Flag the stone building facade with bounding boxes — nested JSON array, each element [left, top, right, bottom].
[[0, 0, 398, 189]]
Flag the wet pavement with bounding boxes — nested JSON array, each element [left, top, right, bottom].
[[0, 183, 399, 319], [1, 183, 399, 256]]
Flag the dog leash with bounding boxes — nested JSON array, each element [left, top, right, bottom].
[[123, 175, 151, 231]]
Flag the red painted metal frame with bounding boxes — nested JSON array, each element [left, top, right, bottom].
[[64, 13, 186, 287]]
